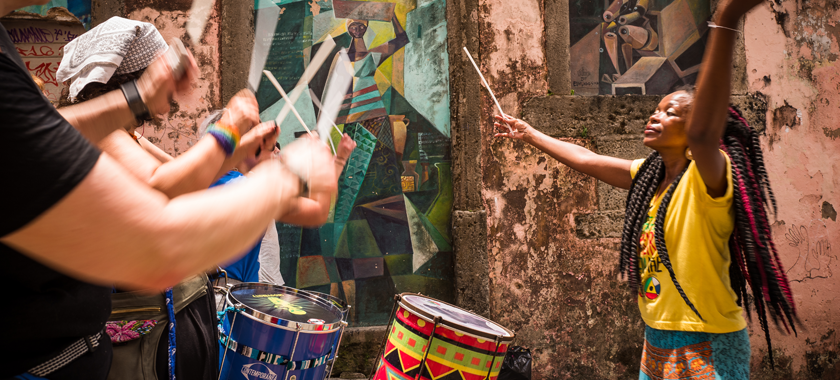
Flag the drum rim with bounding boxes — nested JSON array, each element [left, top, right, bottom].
[[225, 283, 344, 332], [299, 289, 350, 314], [397, 293, 515, 342]]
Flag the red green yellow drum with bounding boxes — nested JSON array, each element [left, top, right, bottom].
[[373, 294, 515, 380]]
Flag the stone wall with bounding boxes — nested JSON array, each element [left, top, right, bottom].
[[450, 0, 839, 379], [90, 0, 226, 156]]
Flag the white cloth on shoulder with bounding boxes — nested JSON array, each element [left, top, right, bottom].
[[57, 16, 167, 100], [258, 222, 285, 286]]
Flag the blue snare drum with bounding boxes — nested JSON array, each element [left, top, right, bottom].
[[219, 283, 343, 380], [300, 290, 350, 378]]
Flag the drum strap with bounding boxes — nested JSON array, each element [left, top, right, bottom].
[[27, 331, 103, 376], [218, 332, 332, 370]]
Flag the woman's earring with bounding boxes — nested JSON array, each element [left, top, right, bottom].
[[685, 148, 694, 160]]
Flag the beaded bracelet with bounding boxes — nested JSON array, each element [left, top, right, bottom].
[[207, 122, 240, 156]]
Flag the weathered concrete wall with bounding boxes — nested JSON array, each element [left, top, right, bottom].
[[741, 1, 840, 378], [90, 0, 223, 156], [126, 0, 221, 156], [449, 0, 839, 379]]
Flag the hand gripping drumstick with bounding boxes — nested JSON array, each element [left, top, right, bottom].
[[263, 70, 314, 137], [463, 47, 514, 134], [308, 89, 343, 154]]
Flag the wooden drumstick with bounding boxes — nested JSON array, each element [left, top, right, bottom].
[[463, 47, 513, 134], [309, 88, 346, 138], [263, 70, 314, 137]]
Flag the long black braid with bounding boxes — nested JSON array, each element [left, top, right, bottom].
[[618, 105, 798, 367]]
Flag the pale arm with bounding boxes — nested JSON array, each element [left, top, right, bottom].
[[58, 53, 197, 144], [1, 153, 301, 291], [274, 135, 345, 226], [138, 135, 174, 163], [98, 130, 228, 198], [58, 90, 136, 144], [496, 115, 634, 189]]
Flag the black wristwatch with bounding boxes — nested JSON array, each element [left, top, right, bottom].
[[120, 80, 151, 122]]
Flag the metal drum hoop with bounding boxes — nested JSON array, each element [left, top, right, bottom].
[[397, 292, 515, 343], [224, 283, 344, 333], [299, 289, 350, 318]]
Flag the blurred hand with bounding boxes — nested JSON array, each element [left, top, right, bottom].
[[335, 133, 356, 166], [220, 89, 260, 136], [250, 158, 302, 213], [493, 114, 532, 140], [236, 121, 279, 164], [305, 137, 338, 195], [136, 47, 199, 116], [279, 136, 337, 195]]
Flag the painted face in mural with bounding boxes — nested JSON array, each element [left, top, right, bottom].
[[643, 91, 692, 151], [347, 20, 369, 38]]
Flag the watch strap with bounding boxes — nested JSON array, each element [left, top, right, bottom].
[[120, 80, 151, 122]]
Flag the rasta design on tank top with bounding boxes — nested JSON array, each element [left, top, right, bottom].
[[639, 212, 664, 300]]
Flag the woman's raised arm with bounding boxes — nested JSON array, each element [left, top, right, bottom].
[[495, 114, 634, 189]]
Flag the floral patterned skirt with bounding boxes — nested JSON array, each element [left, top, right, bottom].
[[639, 325, 750, 380]]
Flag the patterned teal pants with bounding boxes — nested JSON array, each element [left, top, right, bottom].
[[639, 325, 750, 380]]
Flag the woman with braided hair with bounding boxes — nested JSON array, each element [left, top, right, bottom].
[[494, 1, 796, 379]]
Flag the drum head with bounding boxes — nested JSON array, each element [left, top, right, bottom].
[[401, 294, 513, 338], [230, 284, 342, 325], [301, 290, 350, 314]]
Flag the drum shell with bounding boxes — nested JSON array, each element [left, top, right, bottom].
[[374, 304, 512, 380], [219, 284, 342, 380], [299, 290, 350, 364]]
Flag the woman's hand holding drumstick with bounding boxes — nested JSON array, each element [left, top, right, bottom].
[[463, 47, 514, 134], [493, 114, 532, 140]]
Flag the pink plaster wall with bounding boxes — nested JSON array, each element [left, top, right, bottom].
[[744, 1, 840, 377], [127, 5, 221, 156], [475, 0, 840, 378]]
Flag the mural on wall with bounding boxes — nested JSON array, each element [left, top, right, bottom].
[[569, 0, 710, 95], [4, 18, 85, 104], [17, 0, 92, 29], [255, 0, 452, 327]]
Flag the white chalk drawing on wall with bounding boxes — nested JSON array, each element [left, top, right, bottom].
[[785, 224, 837, 282]]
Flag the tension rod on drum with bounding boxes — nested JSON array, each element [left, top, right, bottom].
[[370, 295, 401, 380], [218, 302, 243, 380], [284, 323, 303, 380], [484, 336, 501, 380], [415, 316, 441, 380], [327, 320, 349, 379]]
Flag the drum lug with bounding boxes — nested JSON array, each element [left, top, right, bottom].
[[284, 323, 302, 380]]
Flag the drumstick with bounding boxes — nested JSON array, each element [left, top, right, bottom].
[[309, 88, 344, 137], [263, 70, 314, 137], [463, 47, 513, 134], [274, 35, 337, 129], [186, 0, 214, 46]]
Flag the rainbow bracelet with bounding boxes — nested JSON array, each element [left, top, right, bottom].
[[207, 122, 240, 156]]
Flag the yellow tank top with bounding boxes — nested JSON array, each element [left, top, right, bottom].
[[630, 153, 746, 333]]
